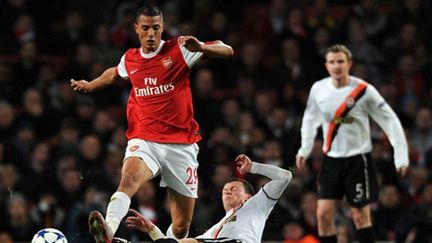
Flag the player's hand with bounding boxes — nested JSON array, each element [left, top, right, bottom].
[[235, 154, 252, 175], [125, 209, 154, 233], [70, 78, 92, 92], [397, 165, 408, 176], [179, 36, 203, 52], [295, 154, 306, 171]]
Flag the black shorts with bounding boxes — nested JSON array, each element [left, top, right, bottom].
[[318, 153, 378, 207], [197, 238, 241, 243]]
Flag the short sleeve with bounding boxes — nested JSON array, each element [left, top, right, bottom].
[[116, 54, 128, 79]]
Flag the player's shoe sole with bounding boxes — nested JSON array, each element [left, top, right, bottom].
[[89, 211, 112, 243]]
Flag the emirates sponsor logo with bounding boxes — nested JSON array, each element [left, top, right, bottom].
[[162, 57, 173, 69], [134, 82, 175, 97]]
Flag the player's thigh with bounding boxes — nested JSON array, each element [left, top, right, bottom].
[[122, 156, 153, 183], [345, 153, 378, 207], [160, 143, 200, 198], [167, 187, 195, 225], [122, 139, 162, 184]]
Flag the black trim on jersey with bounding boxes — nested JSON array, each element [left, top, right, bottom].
[[262, 186, 278, 201], [197, 238, 241, 243]]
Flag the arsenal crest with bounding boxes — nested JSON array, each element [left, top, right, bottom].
[[162, 57, 173, 69]]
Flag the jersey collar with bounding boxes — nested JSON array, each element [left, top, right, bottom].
[[140, 40, 165, 59]]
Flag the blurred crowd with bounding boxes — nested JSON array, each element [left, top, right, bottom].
[[1, 0, 432, 242]]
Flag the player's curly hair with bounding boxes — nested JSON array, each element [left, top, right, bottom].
[[225, 178, 256, 195], [136, 4, 163, 21]]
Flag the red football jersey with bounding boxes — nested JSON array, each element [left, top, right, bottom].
[[116, 37, 203, 143]]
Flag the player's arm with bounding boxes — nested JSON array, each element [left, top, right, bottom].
[[70, 67, 119, 93], [180, 35, 234, 58], [126, 209, 166, 240], [296, 85, 322, 170], [236, 154, 292, 200], [126, 209, 199, 243], [366, 85, 409, 176]]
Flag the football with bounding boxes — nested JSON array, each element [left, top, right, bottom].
[[31, 228, 68, 243]]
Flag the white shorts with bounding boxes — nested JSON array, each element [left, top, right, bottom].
[[124, 139, 199, 198]]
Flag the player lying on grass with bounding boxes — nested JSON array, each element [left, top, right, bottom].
[[124, 154, 293, 243]]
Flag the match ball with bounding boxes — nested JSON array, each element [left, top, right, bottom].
[[31, 228, 68, 243]]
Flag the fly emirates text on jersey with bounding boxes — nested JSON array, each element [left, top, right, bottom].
[[134, 78, 175, 97]]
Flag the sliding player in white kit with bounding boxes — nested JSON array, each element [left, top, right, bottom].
[[70, 4, 234, 243], [124, 154, 293, 243], [296, 44, 409, 243]]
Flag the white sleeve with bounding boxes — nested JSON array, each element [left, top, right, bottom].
[[250, 162, 292, 200], [180, 45, 203, 68], [298, 85, 322, 158], [365, 85, 409, 168], [116, 54, 128, 79]]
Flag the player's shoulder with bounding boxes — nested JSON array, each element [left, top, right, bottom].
[[124, 48, 141, 58], [165, 37, 181, 47], [311, 77, 330, 90], [350, 76, 377, 92], [350, 76, 370, 85]]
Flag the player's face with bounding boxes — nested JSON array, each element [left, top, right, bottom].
[[222, 181, 251, 211], [325, 52, 352, 82], [135, 15, 164, 53]]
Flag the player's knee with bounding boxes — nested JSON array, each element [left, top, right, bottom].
[[351, 211, 370, 228], [172, 224, 189, 239], [316, 208, 333, 224], [119, 171, 144, 195], [154, 239, 179, 243]]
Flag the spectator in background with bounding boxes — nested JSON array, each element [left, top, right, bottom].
[[92, 24, 122, 67], [0, 101, 16, 141], [30, 191, 66, 230], [305, 0, 335, 31], [0, 63, 20, 105], [411, 107, 432, 163], [393, 53, 427, 103], [373, 185, 406, 241], [413, 182, 432, 241], [4, 193, 38, 241], [18, 88, 56, 139], [351, 0, 388, 44], [0, 231, 14, 243], [282, 221, 319, 243], [192, 68, 219, 135], [13, 41, 41, 91]]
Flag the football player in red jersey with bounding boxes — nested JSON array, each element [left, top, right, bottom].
[[70, 4, 233, 243]]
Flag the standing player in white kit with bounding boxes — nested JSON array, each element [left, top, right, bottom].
[[70, 4, 233, 243], [296, 44, 409, 243]]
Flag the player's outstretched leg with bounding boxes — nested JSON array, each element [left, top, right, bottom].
[[89, 210, 114, 243]]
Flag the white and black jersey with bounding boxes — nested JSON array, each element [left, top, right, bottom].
[[196, 163, 292, 243], [298, 76, 408, 168]]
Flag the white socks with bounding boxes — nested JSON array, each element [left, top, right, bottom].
[[105, 191, 131, 234], [166, 224, 188, 239]]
